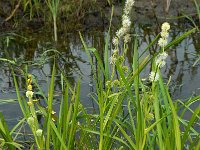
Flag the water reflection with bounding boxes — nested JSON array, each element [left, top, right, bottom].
[[0, 24, 200, 124]]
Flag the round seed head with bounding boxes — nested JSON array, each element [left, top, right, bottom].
[[27, 117, 34, 125], [36, 129, 43, 137]]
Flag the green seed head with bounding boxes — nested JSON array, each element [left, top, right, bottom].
[[106, 81, 112, 87], [122, 66, 129, 73], [146, 113, 154, 120], [27, 117, 34, 126], [118, 56, 125, 64], [112, 80, 120, 87], [27, 85, 32, 91], [36, 129, 43, 137]]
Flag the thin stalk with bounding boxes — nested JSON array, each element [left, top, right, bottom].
[[46, 59, 56, 149]]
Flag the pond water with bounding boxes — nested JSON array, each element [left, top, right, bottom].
[[0, 12, 200, 128]]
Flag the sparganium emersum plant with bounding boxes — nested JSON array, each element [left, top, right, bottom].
[[149, 22, 170, 82], [1, 0, 198, 149]]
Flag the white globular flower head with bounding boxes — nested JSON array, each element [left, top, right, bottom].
[[156, 59, 166, 68], [161, 22, 170, 32], [160, 31, 169, 39], [158, 38, 167, 47], [159, 52, 168, 60], [26, 91, 34, 99], [155, 52, 168, 68], [149, 71, 159, 82], [158, 22, 170, 48]]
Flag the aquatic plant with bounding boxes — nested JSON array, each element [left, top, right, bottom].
[[0, 0, 199, 150], [79, 1, 199, 150]]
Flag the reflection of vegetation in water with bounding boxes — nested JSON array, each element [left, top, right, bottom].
[[0, 31, 88, 92]]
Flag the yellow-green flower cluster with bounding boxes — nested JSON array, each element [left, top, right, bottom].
[[112, 79, 120, 87], [122, 66, 129, 73], [26, 74, 34, 101]]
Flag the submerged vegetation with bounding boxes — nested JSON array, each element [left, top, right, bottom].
[[0, 0, 200, 150]]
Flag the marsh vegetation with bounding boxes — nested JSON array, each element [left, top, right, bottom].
[[0, 0, 200, 149]]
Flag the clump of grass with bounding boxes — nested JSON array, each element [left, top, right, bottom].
[[8, 61, 83, 149]]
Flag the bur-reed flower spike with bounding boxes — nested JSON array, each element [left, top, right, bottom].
[[124, 0, 135, 15], [156, 22, 170, 68], [114, 0, 134, 40], [158, 22, 170, 47], [110, 0, 134, 65], [161, 22, 170, 32], [122, 15, 131, 28]]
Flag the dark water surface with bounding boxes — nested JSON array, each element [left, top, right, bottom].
[[0, 23, 200, 127]]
